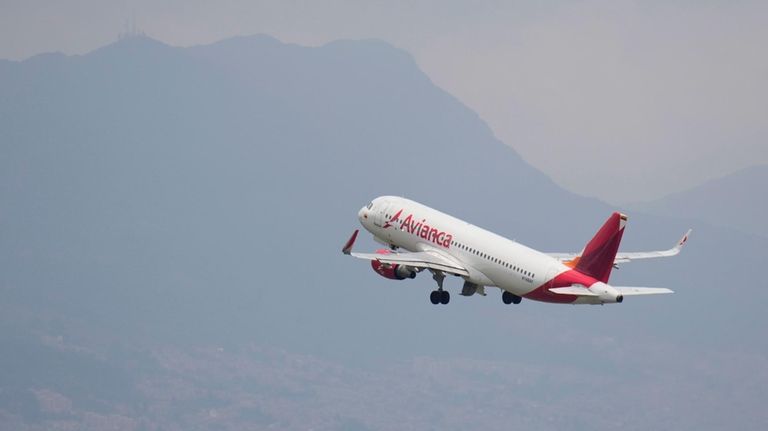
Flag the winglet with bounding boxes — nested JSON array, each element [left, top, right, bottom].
[[675, 229, 692, 251], [342, 230, 359, 255]]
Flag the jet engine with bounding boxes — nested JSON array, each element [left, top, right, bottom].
[[371, 249, 416, 280]]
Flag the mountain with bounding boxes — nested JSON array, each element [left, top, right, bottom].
[[629, 165, 768, 238], [0, 35, 766, 430]]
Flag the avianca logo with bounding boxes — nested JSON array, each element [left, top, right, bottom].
[[382, 209, 403, 229], [383, 208, 453, 248]]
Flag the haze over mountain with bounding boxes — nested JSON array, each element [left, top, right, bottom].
[[629, 165, 768, 238], [4, 1, 767, 203], [0, 35, 766, 430]]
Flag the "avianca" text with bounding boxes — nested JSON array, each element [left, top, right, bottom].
[[390, 212, 453, 248]]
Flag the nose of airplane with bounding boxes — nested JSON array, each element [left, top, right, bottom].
[[358, 206, 367, 222]]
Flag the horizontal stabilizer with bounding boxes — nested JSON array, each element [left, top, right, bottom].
[[550, 286, 674, 297], [549, 286, 598, 297], [614, 287, 674, 296]]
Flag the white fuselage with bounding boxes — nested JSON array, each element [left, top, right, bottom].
[[358, 196, 572, 298]]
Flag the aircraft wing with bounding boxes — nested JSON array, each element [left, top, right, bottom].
[[350, 250, 469, 276], [547, 229, 691, 264], [342, 229, 469, 276]]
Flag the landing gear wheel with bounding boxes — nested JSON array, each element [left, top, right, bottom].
[[430, 291, 440, 305], [502, 291, 513, 304], [502, 291, 522, 305], [440, 290, 450, 305]]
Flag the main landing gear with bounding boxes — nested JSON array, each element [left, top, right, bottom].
[[429, 269, 450, 305], [430, 290, 450, 305], [502, 291, 522, 305]]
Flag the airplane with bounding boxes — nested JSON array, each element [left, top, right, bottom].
[[342, 196, 691, 305]]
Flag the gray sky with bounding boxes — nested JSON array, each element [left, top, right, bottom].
[[3, 0, 766, 202]]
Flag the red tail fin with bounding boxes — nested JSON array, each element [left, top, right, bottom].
[[574, 212, 627, 283]]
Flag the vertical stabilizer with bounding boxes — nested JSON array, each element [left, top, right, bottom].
[[574, 212, 627, 282]]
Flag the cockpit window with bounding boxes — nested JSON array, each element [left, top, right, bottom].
[[366, 202, 373, 210]]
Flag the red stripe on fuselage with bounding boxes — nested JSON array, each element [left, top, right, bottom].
[[522, 269, 599, 303]]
